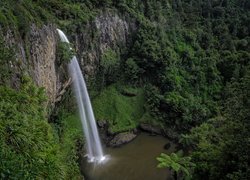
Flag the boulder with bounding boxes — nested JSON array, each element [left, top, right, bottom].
[[109, 132, 137, 147], [139, 123, 162, 135]]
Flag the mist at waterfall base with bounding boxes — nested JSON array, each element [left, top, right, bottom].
[[57, 29, 106, 163]]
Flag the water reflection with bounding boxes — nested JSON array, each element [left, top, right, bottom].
[[82, 133, 176, 180]]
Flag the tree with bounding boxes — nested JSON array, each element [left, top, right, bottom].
[[57, 42, 75, 66], [157, 151, 195, 180], [99, 48, 120, 87], [124, 58, 140, 84], [179, 134, 194, 149]]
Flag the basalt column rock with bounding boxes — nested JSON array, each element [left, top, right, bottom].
[[28, 25, 60, 106], [2, 24, 66, 108]]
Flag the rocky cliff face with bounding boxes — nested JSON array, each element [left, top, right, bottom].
[[75, 10, 136, 80], [2, 10, 136, 107], [3, 24, 64, 107], [28, 25, 61, 106]]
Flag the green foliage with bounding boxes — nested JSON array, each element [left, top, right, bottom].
[[124, 58, 140, 83], [0, 0, 249, 179], [0, 76, 83, 179], [99, 48, 120, 86], [0, 78, 63, 179], [115, 2, 249, 179], [0, 0, 96, 36], [157, 151, 195, 180], [128, 24, 167, 82], [178, 134, 194, 149], [55, 112, 83, 179], [183, 69, 250, 179], [92, 84, 145, 133], [57, 42, 75, 65]]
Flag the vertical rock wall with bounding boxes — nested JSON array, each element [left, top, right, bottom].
[[28, 24, 60, 105], [3, 24, 63, 107], [2, 10, 136, 107], [75, 10, 136, 80]]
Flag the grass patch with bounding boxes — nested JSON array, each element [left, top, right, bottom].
[[55, 112, 84, 179], [92, 84, 145, 133]]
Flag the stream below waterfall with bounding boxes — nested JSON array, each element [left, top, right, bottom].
[[81, 133, 176, 180]]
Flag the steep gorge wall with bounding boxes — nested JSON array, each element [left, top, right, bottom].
[[1, 10, 136, 107], [75, 10, 136, 80], [28, 25, 59, 105], [3, 24, 63, 107]]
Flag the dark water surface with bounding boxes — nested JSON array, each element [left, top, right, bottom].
[[82, 133, 175, 180]]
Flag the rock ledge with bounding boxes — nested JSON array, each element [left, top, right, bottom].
[[109, 132, 137, 147]]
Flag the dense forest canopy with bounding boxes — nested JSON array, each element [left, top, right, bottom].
[[0, 0, 249, 179]]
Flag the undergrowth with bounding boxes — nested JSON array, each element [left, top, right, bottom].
[[92, 84, 146, 133]]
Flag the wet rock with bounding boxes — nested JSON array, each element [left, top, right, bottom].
[[97, 120, 107, 128], [107, 127, 115, 136], [109, 132, 137, 147], [164, 143, 171, 150], [139, 123, 162, 135]]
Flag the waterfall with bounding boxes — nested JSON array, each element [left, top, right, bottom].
[[57, 29, 105, 163]]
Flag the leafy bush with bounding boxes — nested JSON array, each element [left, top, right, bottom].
[[92, 84, 145, 133], [99, 48, 120, 86], [157, 151, 195, 180], [0, 78, 63, 179], [0, 76, 83, 179], [57, 42, 75, 65], [124, 58, 140, 83]]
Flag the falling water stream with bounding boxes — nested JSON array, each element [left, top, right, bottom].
[[57, 29, 106, 163]]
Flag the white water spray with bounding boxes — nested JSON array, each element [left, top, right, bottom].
[[57, 29, 106, 163]]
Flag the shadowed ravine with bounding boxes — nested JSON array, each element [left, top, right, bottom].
[[82, 133, 175, 180]]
